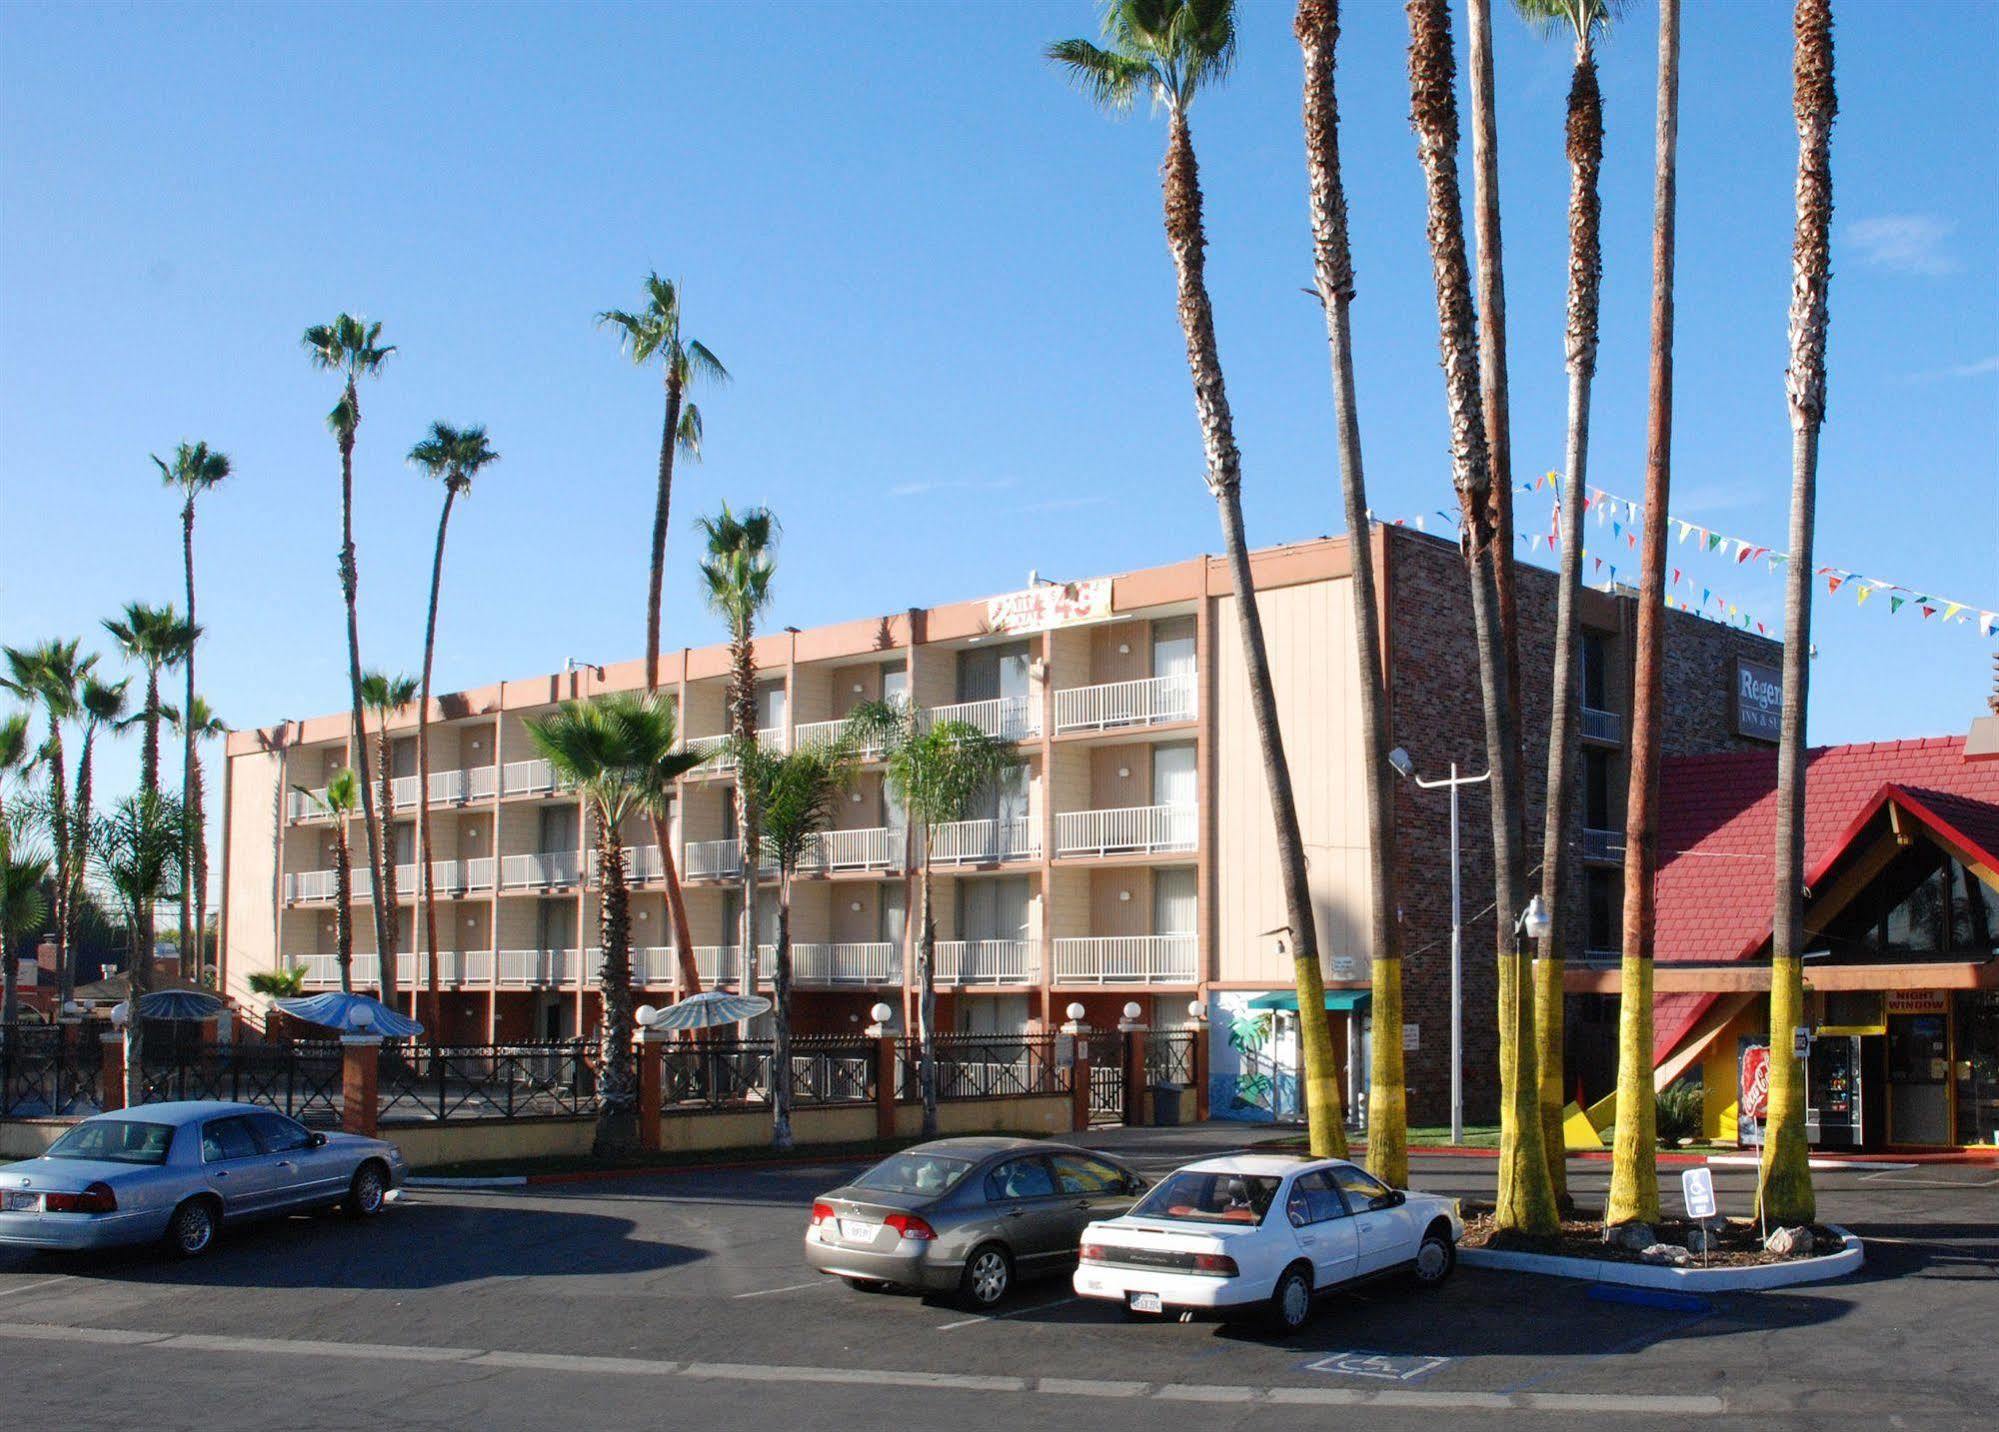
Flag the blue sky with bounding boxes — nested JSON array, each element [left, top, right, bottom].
[[3, 0, 1995, 859]]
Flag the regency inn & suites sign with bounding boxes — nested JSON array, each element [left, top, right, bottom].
[[1732, 656, 1782, 743]]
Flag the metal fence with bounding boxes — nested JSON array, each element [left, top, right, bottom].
[[137, 1041, 344, 1127], [0, 1024, 105, 1118], [659, 1037, 876, 1111], [1145, 1028, 1198, 1087], [378, 1041, 601, 1123], [901, 1033, 1062, 1102]]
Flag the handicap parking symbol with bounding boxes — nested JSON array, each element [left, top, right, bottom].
[[1305, 1350, 1452, 1382]]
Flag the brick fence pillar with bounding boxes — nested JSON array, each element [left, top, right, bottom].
[[637, 1028, 668, 1151], [1062, 1017, 1092, 1133], [1119, 1017, 1148, 1127], [1192, 1017, 1211, 1122], [341, 1035, 381, 1137], [868, 1019, 897, 1141], [99, 1034, 126, 1112]]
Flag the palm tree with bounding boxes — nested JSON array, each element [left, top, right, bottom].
[[92, 790, 185, 1107], [0, 713, 28, 1034], [293, 770, 361, 992], [598, 274, 729, 695], [1295, 0, 1402, 1184], [359, 670, 417, 1006], [166, 697, 226, 977], [524, 692, 688, 1155], [1404, 0, 1557, 1234], [739, 740, 856, 1148], [2, 844, 50, 1037], [3, 639, 94, 1007], [1603, 0, 1681, 1233], [845, 700, 1016, 1137], [1049, 0, 1346, 1157], [71, 676, 130, 972], [102, 602, 196, 794], [154, 440, 230, 981], [1516, 0, 1621, 1209], [697, 504, 779, 1017], [408, 422, 501, 1048], [247, 966, 308, 999], [1761, 0, 1834, 1230], [302, 315, 396, 980]]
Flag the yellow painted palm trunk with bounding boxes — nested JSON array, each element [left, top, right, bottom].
[[1605, 951, 1659, 1224], [1760, 955, 1815, 1223], [1367, 955, 1407, 1187], [1292, 951, 1347, 1159]]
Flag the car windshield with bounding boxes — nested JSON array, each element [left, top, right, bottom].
[[46, 1119, 174, 1166], [851, 1150, 976, 1197], [1130, 1170, 1282, 1226]]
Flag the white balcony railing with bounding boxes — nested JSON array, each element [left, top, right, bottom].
[[693, 944, 770, 986], [500, 850, 581, 889], [1582, 827, 1625, 862], [1051, 935, 1198, 985], [1055, 804, 1197, 858], [1053, 672, 1197, 735], [921, 695, 1038, 742], [389, 949, 494, 986], [288, 787, 328, 823], [287, 857, 490, 903], [297, 953, 342, 986], [930, 817, 1039, 866], [683, 838, 778, 880], [387, 766, 499, 810], [791, 942, 902, 986], [588, 844, 667, 884], [801, 826, 901, 873], [500, 758, 569, 796], [682, 728, 785, 774], [497, 948, 577, 986], [932, 939, 1039, 987], [1581, 707, 1622, 744]]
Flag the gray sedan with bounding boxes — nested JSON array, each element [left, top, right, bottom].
[[805, 1137, 1146, 1309], [0, 1101, 408, 1258]]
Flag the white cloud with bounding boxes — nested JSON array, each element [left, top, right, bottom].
[[886, 477, 1016, 498], [1905, 354, 1999, 383], [1848, 214, 1959, 276]]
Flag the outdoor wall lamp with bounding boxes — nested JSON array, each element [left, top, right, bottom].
[[1187, 999, 1207, 1022], [850, 901, 863, 913], [635, 1004, 657, 1028], [1065, 1002, 1086, 1022], [1118, 890, 1131, 902], [1517, 894, 1554, 943]]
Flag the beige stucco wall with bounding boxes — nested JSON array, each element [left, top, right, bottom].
[[222, 747, 285, 1008]]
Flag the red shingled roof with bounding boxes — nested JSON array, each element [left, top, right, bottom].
[[1650, 734, 1999, 1059]]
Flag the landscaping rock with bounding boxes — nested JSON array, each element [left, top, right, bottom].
[[1686, 1225, 1719, 1254], [1603, 1222, 1655, 1252], [1640, 1243, 1693, 1267], [1765, 1226, 1815, 1257]]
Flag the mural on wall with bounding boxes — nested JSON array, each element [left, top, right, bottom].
[[1207, 991, 1298, 1123]]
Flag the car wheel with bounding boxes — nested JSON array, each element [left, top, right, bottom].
[[843, 1277, 890, 1293], [1412, 1224, 1456, 1288], [1266, 1263, 1314, 1334], [344, 1162, 388, 1219], [958, 1243, 1013, 1310], [166, 1198, 218, 1260]]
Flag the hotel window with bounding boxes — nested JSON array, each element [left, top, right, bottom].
[[754, 679, 786, 733], [1582, 631, 1611, 712], [957, 875, 1033, 944], [1152, 742, 1197, 808], [957, 641, 1032, 704], [1582, 748, 1613, 830], [881, 662, 909, 709], [1150, 617, 1196, 680], [1585, 867, 1618, 954], [1153, 868, 1197, 936]]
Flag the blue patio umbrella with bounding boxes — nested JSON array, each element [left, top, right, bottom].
[[273, 991, 425, 1038], [136, 989, 227, 1020], [644, 990, 772, 1032]]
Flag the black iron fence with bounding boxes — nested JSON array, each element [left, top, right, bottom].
[[901, 1033, 1062, 1102], [0, 1024, 105, 1118], [378, 1041, 600, 1123], [1145, 1028, 1199, 1087], [660, 1036, 876, 1112], [138, 1041, 344, 1127]]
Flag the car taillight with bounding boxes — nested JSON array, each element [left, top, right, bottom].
[[810, 1201, 836, 1227], [44, 1182, 117, 1214], [884, 1213, 936, 1241], [1189, 1252, 1238, 1277], [1079, 1242, 1106, 1264]]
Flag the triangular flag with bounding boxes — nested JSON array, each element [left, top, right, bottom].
[[1756, 622, 1766, 635], [1707, 532, 1723, 551], [1856, 586, 1872, 606], [1921, 605, 1936, 619], [1827, 575, 1844, 595], [1594, 557, 1603, 573], [1702, 587, 1711, 605], [1677, 520, 1695, 544], [1982, 612, 1997, 638], [1890, 596, 1905, 614], [1672, 568, 1682, 587], [1627, 532, 1637, 549], [1944, 603, 1963, 621]]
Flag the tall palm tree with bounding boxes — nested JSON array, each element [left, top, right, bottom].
[[524, 692, 688, 1155], [1761, 0, 1835, 1229], [303, 315, 396, 980], [598, 274, 729, 695], [697, 504, 779, 1016], [1404, 0, 1556, 1234], [2, 720, 42, 1036], [293, 770, 361, 992], [359, 670, 417, 1005], [1295, 0, 1402, 1184], [408, 422, 501, 1047], [846, 700, 1016, 1137], [1603, 0, 1681, 1232], [166, 697, 226, 977], [1049, 0, 1346, 1157], [92, 790, 185, 1106], [154, 440, 230, 980], [1517, 0, 1621, 1208], [3, 640, 94, 1007], [71, 676, 130, 973], [739, 741, 856, 1148], [102, 602, 196, 794]]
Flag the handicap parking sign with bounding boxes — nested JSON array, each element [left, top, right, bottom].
[[1681, 1166, 1717, 1221], [1306, 1351, 1452, 1382]]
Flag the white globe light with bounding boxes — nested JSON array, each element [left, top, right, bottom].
[[352, 1004, 374, 1030], [1188, 999, 1206, 1021], [635, 1004, 658, 1028], [1065, 1002, 1086, 1022], [869, 1002, 894, 1024], [1122, 1002, 1143, 1022]]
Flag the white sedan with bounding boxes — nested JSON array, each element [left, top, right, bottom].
[[1073, 1154, 1461, 1332]]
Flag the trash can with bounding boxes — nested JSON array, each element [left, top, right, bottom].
[[1151, 1083, 1186, 1127]]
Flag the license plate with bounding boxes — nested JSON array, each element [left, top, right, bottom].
[[1129, 1291, 1162, 1314], [1, 1191, 37, 1213], [839, 1218, 879, 1243]]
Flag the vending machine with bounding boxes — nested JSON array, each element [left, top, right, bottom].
[[1806, 1034, 1863, 1148]]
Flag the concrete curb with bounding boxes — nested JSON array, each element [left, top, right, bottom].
[[1459, 1224, 1863, 1292], [404, 1175, 530, 1190], [1705, 1155, 1914, 1172]]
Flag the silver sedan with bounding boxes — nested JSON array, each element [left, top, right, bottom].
[[805, 1137, 1146, 1309], [0, 1101, 408, 1258]]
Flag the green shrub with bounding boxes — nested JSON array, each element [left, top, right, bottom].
[[1656, 1079, 1704, 1145]]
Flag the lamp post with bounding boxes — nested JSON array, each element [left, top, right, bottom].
[[1389, 747, 1489, 1146]]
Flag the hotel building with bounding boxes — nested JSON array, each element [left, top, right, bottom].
[[218, 525, 1777, 1125]]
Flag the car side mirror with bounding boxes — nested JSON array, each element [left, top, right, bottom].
[[1125, 1176, 1146, 1196], [1370, 1190, 1404, 1211], [309, 1131, 328, 1148]]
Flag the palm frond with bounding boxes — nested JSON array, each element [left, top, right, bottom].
[[683, 338, 729, 386], [1045, 37, 1152, 113], [359, 669, 419, 715], [675, 403, 704, 461]]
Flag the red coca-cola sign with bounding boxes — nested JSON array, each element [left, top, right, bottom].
[[1739, 1043, 1771, 1120]]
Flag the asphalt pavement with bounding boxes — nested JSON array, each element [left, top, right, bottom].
[[0, 1123, 1991, 1431]]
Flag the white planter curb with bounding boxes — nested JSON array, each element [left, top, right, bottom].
[[1459, 1224, 1863, 1292]]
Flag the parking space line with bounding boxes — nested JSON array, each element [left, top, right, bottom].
[[935, 1295, 1077, 1331], [732, 1280, 832, 1299], [0, 1277, 68, 1302]]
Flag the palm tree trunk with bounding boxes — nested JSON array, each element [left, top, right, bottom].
[[592, 805, 639, 1155], [644, 378, 686, 695], [1298, 0, 1390, 1178], [418, 485, 457, 1055], [729, 631, 760, 1025], [1607, 0, 1682, 1230], [181, 499, 198, 982], [47, 733, 71, 1006], [652, 812, 701, 993], [917, 852, 937, 1138], [190, 749, 208, 980], [771, 872, 794, 1149], [142, 670, 161, 794], [335, 828, 353, 994], [1406, 0, 1555, 1234], [1161, 104, 1345, 1157], [339, 381, 393, 995], [376, 728, 399, 1008], [1762, 0, 1834, 1228], [124, 917, 150, 1108], [1535, 37, 1606, 1210]]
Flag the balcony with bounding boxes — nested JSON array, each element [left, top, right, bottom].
[[1581, 707, 1622, 745], [682, 728, 785, 774], [693, 942, 900, 988], [389, 766, 500, 809], [387, 950, 494, 986], [499, 850, 581, 890], [1581, 827, 1625, 863], [932, 939, 1038, 987], [497, 948, 578, 986], [1053, 672, 1197, 735], [801, 826, 902, 873], [287, 786, 333, 823], [1055, 804, 1197, 859], [587, 844, 668, 884], [500, 759, 571, 797], [683, 838, 777, 881], [1051, 934, 1198, 985], [920, 695, 1038, 742], [284, 858, 495, 904], [930, 816, 1039, 866]]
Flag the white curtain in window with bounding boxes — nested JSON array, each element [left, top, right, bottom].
[[1152, 867, 1197, 935], [1152, 742, 1197, 807]]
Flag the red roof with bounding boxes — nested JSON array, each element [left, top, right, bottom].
[[1650, 734, 1999, 1059]]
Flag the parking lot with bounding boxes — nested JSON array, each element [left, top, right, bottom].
[[0, 1127, 1992, 1430]]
